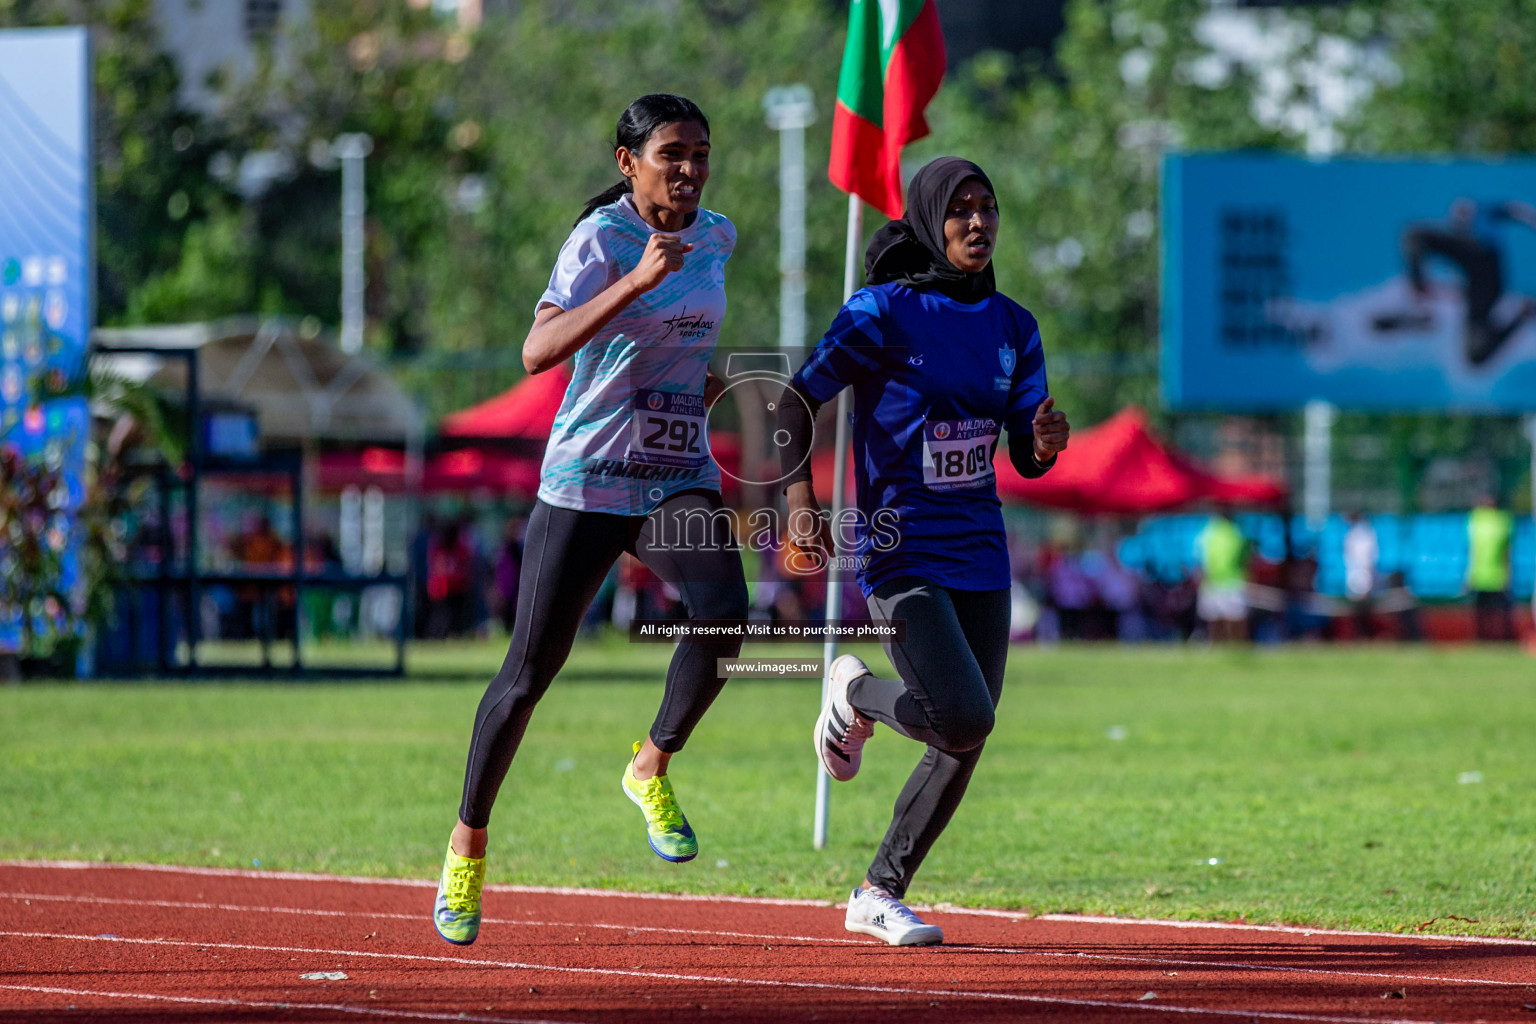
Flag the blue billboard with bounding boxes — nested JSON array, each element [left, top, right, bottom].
[[0, 27, 93, 654], [1162, 153, 1536, 411]]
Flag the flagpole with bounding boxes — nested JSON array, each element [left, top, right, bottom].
[[813, 191, 864, 851]]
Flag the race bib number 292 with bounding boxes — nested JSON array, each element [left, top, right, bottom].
[[921, 418, 998, 492], [629, 389, 708, 467]]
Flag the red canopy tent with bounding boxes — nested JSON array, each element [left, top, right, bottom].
[[316, 446, 544, 495], [439, 364, 573, 443], [995, 406, 1285, 512], [317, 446, 411, 492], [809, 447, 857, 504], [807, 406, 1284, 512], [424, 448, 543, 493], [405, 364, 743, 497]]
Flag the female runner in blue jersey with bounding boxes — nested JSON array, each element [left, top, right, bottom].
[[432, 94, 748, 945], [778, 157, 1070, 946]]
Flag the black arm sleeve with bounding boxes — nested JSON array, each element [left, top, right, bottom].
[[777, 382, 822, 493], [1007, 430, 1057, 479]]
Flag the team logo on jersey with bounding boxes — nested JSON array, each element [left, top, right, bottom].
[[932, 421, 951, 440], [659, 306, 716, 341], [999, 346, 1016, 375], [648, 392, 665, 410]]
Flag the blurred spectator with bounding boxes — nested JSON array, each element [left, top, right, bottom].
[[411, 512, 438, 638], [304, 532, 345, 639], [1246, 548, 1287, 644], [1197, 506, 1248, 643], [792, 547, 828, 623], [1281, 539, 1324, 641], [584, 562, 619, 635], [232, 513, 288, 570], [1023, 540, 1059, 642], [1467, 495, 1514, 641], [616, 554, 667, 627], [1383, 570, 1423, 642], [493, 518, 523, 635], [749, 536, 794, 623], [1142, 568, 1198, 641], [1048, 545, 1094, 640], [229, 512, 293, 640], [426, 519, 475, 638], [1006, 531, 1041, 640], [1343, 511, 1379, 640], [1009, 579, 1041, 641], [458, 515, 489, 637], [1085, 545, 1144, 641], [307, 532, 343, 574]]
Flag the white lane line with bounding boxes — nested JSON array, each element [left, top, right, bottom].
[[4, 891, 1524, 990], [937, 944, 1535, 988], [1032, 913, 1536, 948], [5, 859, 1531, 948], [0, 859, 831, 906], [0, 930, 1446, 1024], [0, 984, 585, 1024], [0, 891, 866, 946]]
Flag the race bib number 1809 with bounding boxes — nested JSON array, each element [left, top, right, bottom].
[[921, 417, 999, 492], [629, 389, 709, 467]]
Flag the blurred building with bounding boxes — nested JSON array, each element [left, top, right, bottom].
[[151, 0, 485, 116], [933, 0, 1066, 67], [152, 0, 312, 114], [148, 0, 1362, 112], [921, 0, 1346, 70]]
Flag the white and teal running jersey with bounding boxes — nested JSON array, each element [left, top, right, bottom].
[[534, 194, 735, 514]]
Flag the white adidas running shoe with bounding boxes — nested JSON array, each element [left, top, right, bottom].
[[813, 654, 875, 781], [844, 886, 944, 946]]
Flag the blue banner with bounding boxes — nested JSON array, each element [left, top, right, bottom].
[[1162, 153, 1536, 411], [0, 27, 92, 654]]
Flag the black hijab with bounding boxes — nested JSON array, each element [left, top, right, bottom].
[[864, 156, 997, 304]]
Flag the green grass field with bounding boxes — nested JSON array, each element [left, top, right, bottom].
[[3, 639, 1532, 939]]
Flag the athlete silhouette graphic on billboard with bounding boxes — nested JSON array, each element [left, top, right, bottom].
[[1377, 198, 1536, 366]]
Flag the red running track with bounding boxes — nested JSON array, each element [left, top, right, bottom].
[[1, 860, 1533, 1023]]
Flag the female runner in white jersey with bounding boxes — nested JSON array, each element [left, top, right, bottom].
[[433, 94, 748, 945], [778, 157, 1071, 945]]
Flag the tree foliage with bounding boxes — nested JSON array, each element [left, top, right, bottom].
[[1349, 0, 1536, 155]]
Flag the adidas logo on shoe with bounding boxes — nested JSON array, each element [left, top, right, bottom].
[[844, 886, 943, 947], [814, 655, 875, 782]]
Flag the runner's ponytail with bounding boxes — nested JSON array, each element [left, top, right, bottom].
[[574, 182, 633, 227]]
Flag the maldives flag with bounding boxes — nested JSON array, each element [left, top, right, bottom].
[[829, 0, 946, 219]]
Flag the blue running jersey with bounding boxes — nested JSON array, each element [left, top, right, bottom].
[[792, 282, 1049, 595]]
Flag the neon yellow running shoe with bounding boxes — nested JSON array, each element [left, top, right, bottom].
[[432, 842, 484, 945], [620, 740, 698, 863]]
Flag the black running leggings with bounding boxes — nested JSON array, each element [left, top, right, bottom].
[[850, 578, 1011, 898], [458, 490, 748, 829]]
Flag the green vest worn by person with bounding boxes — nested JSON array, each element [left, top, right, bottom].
[[1466, 506, 1513, 593], [1200, 516, 1247, 587]]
